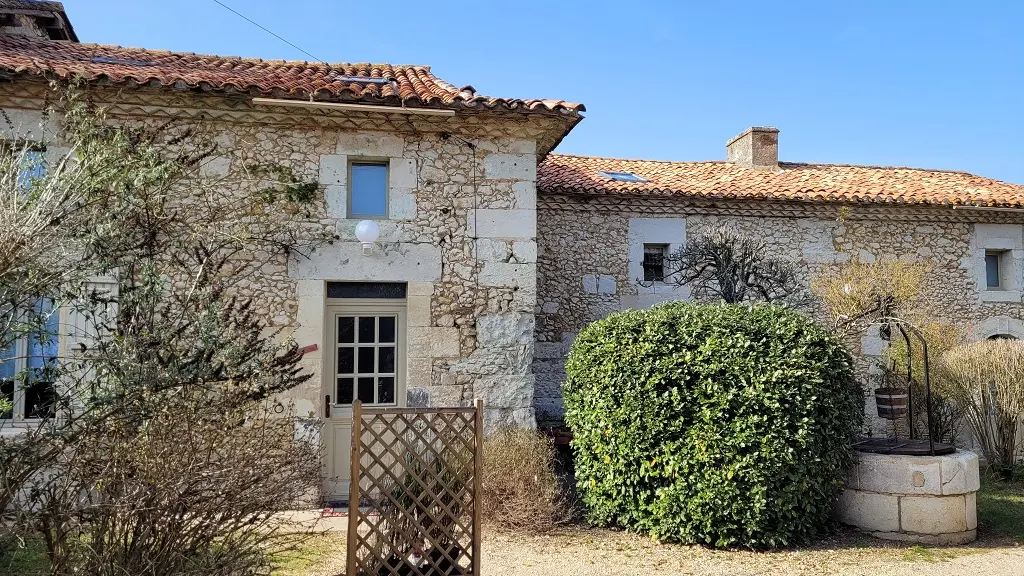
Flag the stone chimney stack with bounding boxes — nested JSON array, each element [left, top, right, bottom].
[[0, 1, 77, 42], [726, 126, 779, 170]]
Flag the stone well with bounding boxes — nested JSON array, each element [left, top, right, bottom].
[[837, 450, 979, 545]]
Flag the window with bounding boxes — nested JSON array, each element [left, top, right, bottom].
[[597, 170, 647, 183], [348, 162, 388, 218], [18, 149, 45, 188], [985, 250, 1008, 289], [642, 244, 669, 282], [1, 299, 59, 420], [335, 315, 397, 406]]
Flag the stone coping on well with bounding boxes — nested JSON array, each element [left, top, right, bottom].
[[838, 450, 979, 545]]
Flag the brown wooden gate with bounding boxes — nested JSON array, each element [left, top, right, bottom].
[[346, 400, 483, 576]]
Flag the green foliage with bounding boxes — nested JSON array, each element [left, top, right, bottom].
[[563, 302, 862, 549], [245, 162, 319, 206]]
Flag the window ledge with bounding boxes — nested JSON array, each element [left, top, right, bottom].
[[0, 421, 41, 437], [980, 289, 1021, 302]]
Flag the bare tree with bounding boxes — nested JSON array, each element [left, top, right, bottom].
[[1, 82, 333, 574], [648, 228, 807, 305]]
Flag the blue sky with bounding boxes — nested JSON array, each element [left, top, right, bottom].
[[65, 1, 1023, 183]]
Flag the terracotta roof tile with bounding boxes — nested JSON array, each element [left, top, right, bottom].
[[0, 36, 584, 116], [538, 154, 1024, 208]]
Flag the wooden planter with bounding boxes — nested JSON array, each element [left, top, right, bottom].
[[874, 387, 908, 420]]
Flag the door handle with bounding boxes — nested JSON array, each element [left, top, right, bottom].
[[325, 395, 331, 418]]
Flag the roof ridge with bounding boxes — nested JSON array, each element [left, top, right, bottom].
[[547, 153, 1020, 186], [11, 38, 434, 69], [779, 160, 982, 177], [547, 152, 725, 165]]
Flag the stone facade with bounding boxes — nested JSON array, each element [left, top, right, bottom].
[[534, 193, 1024, 427], [0, 81, 574, 434]]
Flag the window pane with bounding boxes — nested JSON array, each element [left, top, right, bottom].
[[357, 377, 375, 403], [337, 347, 354, 374], [378, 316, 396, 343], [378, 377, 395, 404], [357, 317, 375, 344], [327, 282, 407, 299], [643, 244, 667, 282], [25, 381, 54, 419], [357, 346, 375, 374], [378, 346, 395, 374], [0, 338, 15, 381], [0, 379, 12, 419], [18, 150, 46, 188], [337, 378, 354, 405], [27, 299, 58, 382], [337, 317, 355, 344], [350, 163, 387, 217], [986, 253, 1001, 288]]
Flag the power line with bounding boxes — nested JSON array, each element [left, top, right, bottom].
[[211, 0, 326, 64]]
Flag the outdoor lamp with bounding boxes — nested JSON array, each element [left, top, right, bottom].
[[355, 219, 380, 256]]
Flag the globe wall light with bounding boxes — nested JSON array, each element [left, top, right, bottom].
[[355, 220, 380, 256]]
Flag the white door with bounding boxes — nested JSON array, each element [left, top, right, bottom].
[[322, 300, 406, 503]]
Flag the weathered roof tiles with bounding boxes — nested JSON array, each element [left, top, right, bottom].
[[538, 154, 1024, 208], [0, 36, 584, 116]]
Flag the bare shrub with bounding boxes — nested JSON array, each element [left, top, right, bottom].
[[481, 429, 569, 532], [654, 228, 807, 306], [0, 83, 332, 575], [938, 339, 1024, 476], [886, 322, 966, 443], [811, 258, 931, 341]]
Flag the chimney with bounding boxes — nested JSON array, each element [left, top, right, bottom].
[[726, 126, 779, 170], [0, 1, 78, 42]]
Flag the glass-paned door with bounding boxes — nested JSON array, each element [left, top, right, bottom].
[[335, 315, 398, 406], [323, 300, 406, 504]]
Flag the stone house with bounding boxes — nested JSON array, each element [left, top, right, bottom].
[[3, 2, 1024, 499], [533, 127, 1024, 432], [0, 1, 582, 501]]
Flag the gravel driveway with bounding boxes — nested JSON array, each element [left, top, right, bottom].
[[291, 523, 1024, 576]]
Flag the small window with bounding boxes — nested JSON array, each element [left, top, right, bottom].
[[985, 250, 1008, 289], [597, 170, 647, 183], [643, 244, 669, 282], [349, 162, 388, 218]]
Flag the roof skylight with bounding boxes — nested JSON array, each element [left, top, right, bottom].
[[87, 56, 155, 67], [598, 170, 647, 183]]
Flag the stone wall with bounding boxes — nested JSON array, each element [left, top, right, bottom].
[[0, 82, 568, 432], [535, 193, 1024, 427]]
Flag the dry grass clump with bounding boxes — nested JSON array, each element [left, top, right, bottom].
[[938, 338, 1024, 476], [481, 428, 571, 533]]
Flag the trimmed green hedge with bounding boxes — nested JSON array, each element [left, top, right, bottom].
[[563, 302, 862, 548]]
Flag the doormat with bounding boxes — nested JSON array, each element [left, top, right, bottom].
[[321, 507, 349, 517]]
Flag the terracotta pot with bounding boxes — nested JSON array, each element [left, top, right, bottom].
[[874, 387, 908, 420]]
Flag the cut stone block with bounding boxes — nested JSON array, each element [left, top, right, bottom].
[[900, 495, 968, 534], [837, 489, 900, 533], [940, 450, 980, 495], [855, 452, 943, 496]]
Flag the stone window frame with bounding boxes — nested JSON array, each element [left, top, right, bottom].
[[624, 218, 689, 307], [346, 158, 390, 220], [970, 224, 1023, 302]]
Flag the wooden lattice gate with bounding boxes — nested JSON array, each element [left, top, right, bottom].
[[346, 400, 483, 576]]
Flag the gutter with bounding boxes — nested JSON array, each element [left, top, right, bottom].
[[250, 97, 456, 117]]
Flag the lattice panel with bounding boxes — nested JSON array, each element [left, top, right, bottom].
[[347, 401, 482, 576]]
